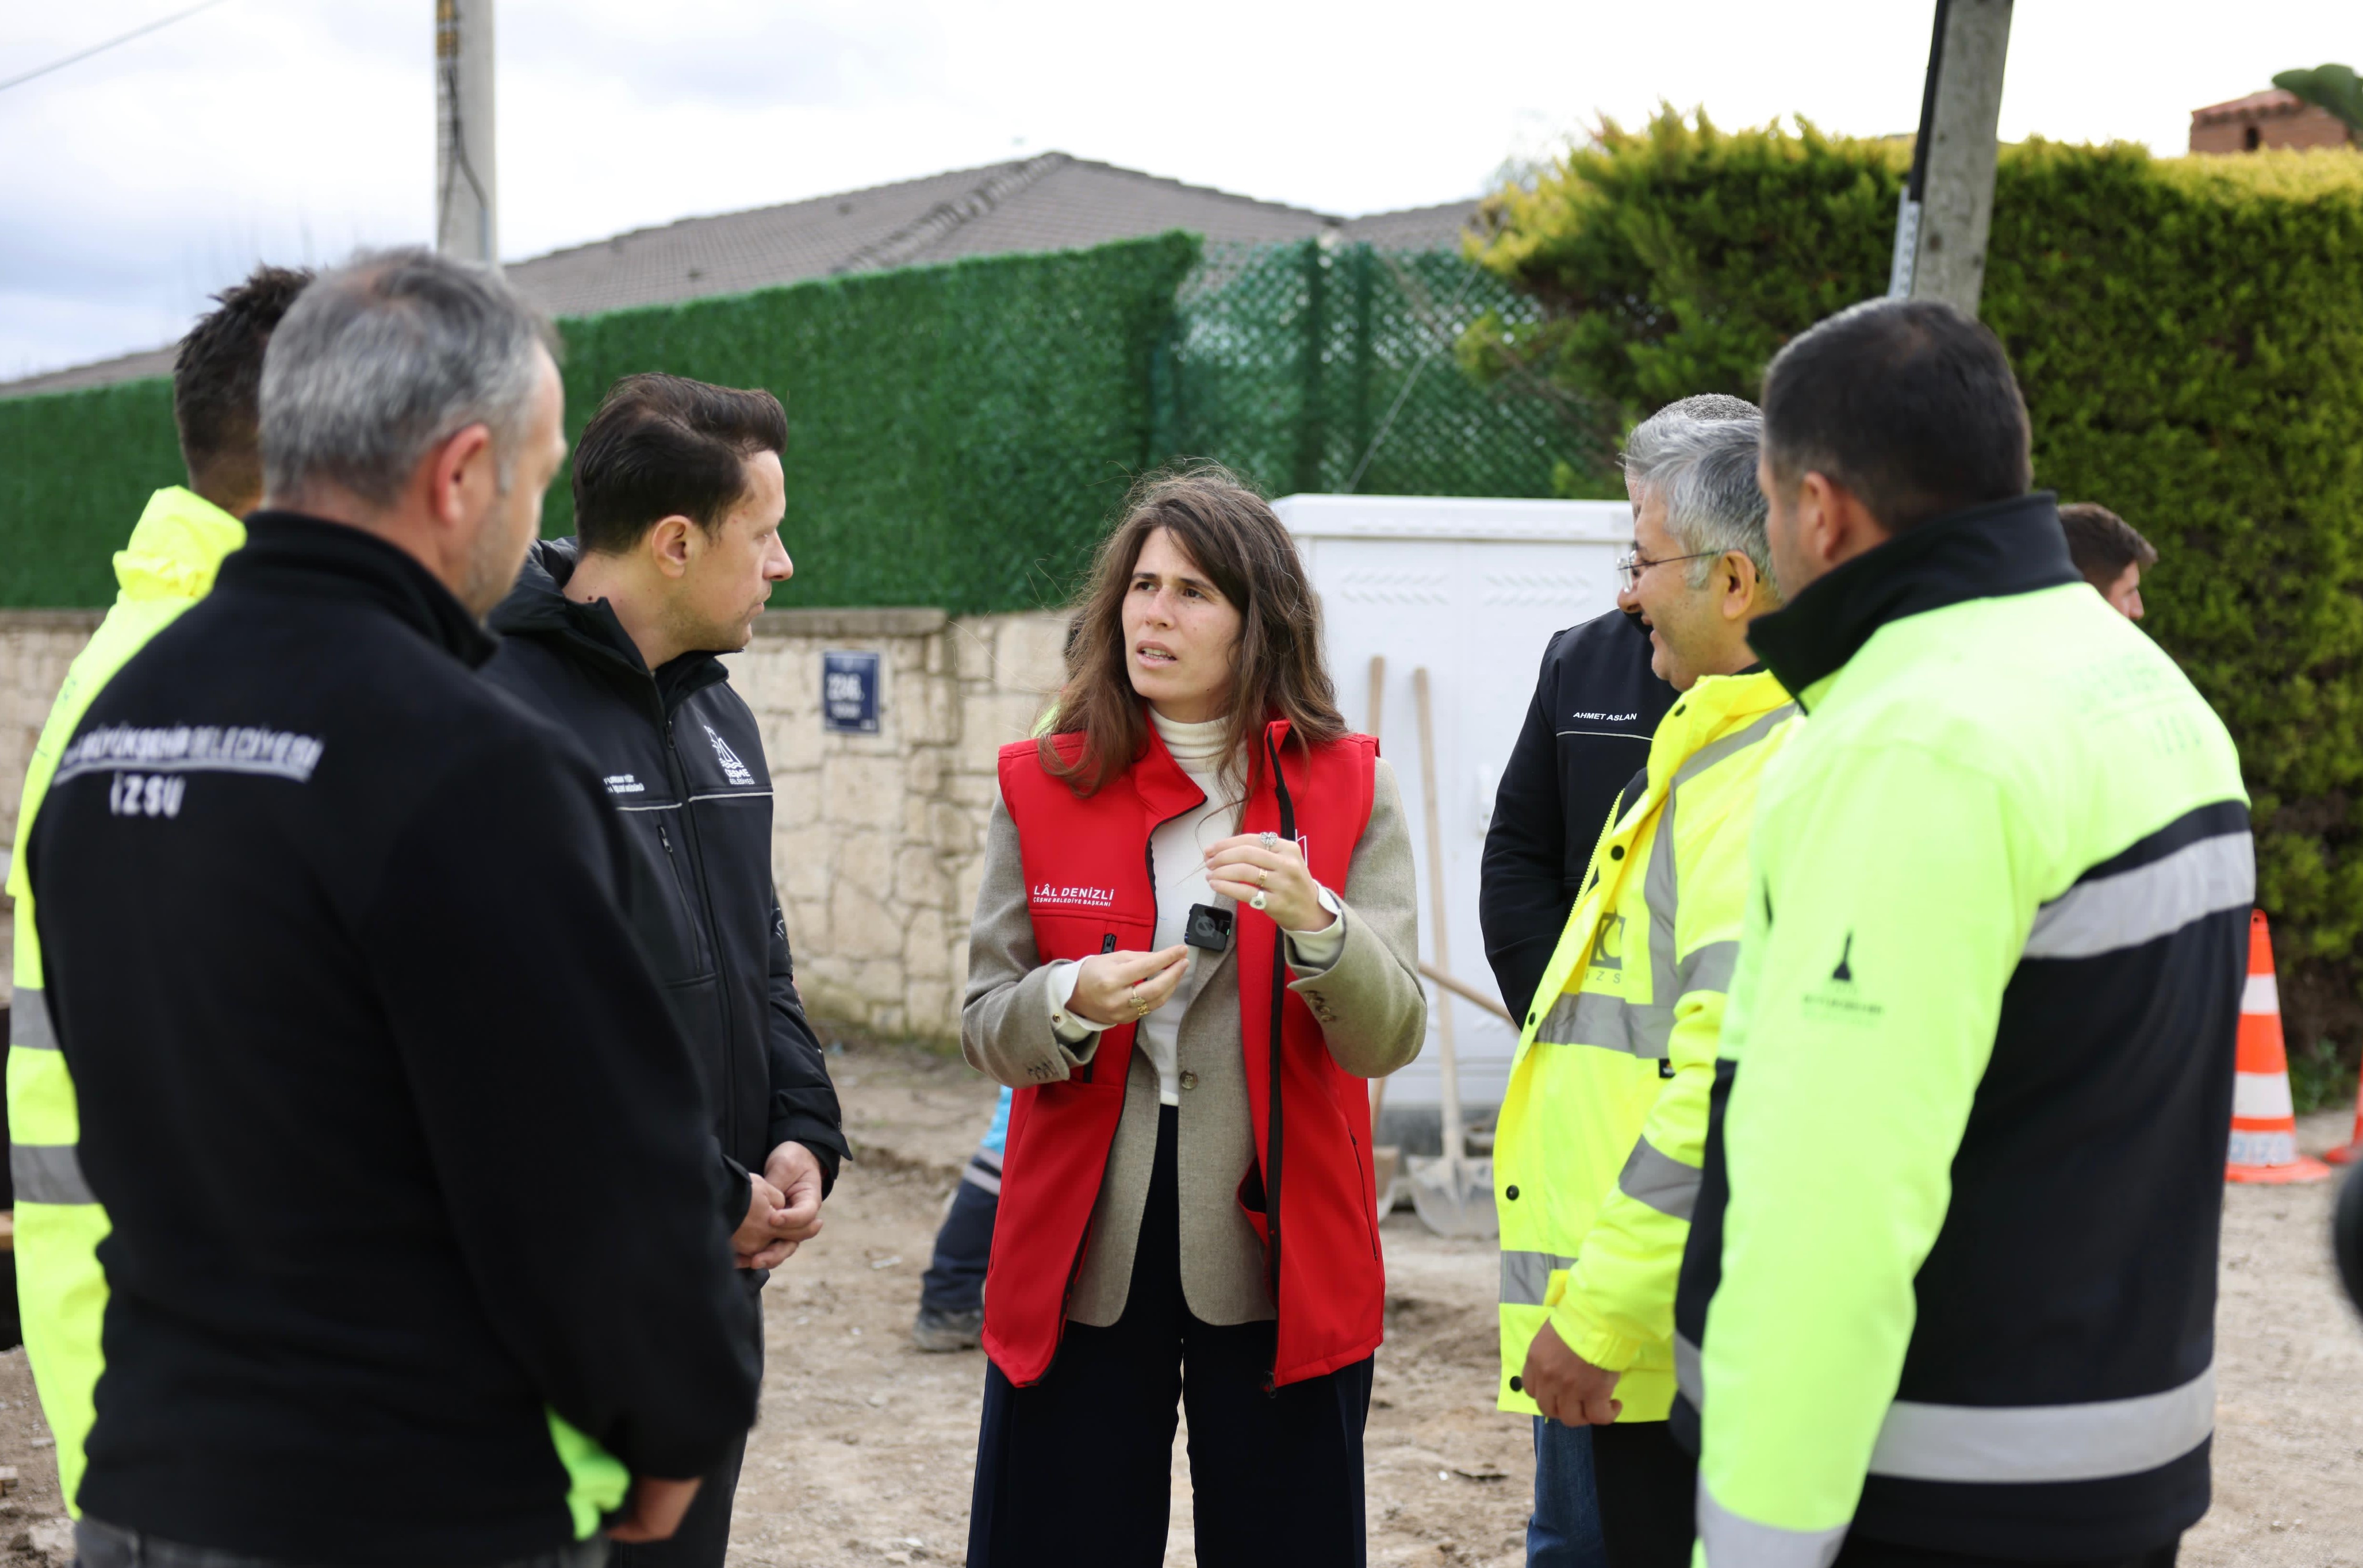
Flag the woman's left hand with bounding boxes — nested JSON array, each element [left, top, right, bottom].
[[1204, 832, 1335, 935]]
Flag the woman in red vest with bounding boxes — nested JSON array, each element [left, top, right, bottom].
[[962, 467, 1427, 1566]]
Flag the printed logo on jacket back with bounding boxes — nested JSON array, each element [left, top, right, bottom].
[[703, 725, 756, 787]]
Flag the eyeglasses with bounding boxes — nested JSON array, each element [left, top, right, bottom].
[[1614, 550, 1720, 592]]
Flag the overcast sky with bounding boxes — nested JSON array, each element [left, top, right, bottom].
[[1, 0, 2352, 378]]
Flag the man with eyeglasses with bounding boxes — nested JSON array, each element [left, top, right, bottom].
[[1481, 394, 1748, 1568], [1493, 404, 1789, 1568]]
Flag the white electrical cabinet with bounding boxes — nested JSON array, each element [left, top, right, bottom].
[[1274, 493, 1630, 1115]]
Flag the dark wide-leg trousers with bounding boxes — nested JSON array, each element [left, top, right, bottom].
[[967, 1106, 1374, 1568]]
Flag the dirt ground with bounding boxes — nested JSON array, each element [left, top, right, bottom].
[[0, 1037, 2354, 1566]]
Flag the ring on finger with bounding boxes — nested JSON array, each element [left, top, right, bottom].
[[1259, 831, 1279, 851], [1251, 889, 1268, 911], [1257, 867, 1270, 889]]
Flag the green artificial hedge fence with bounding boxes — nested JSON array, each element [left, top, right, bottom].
[[546, 231, 1199, 612], [1466, 109, 2363, 1062], [0, 232, 1202, 616], [0, 377, 184, 608]]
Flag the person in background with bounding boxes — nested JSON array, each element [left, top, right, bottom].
[[961, 466, 1427, 1566], [912, 1085, 1010, 1352], [482, 372, 848, 1568], [2058, 501, 2157, 620], [30, 249, 757, 1564], [1481, 394, 1750, 1568], [5, 262, 310, 1520], [1674, 298, 2248, 1568], [1500, 409, 1789, 1568]]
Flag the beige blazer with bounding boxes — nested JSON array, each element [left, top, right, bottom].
[[962, 756, 1427, 1327]]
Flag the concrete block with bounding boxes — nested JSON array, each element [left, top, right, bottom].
[[951, 619, 998, 683], [895, 846, 950, 912], [852, 959, 907, 1006], [901, 905, 950, 978], [775, 826, 836, 904], [771, 768, 822, 830], [988, 612, 1073, 694], [822, 753, 905, 833], [929, 800, 978, 857], [903, 978, 955, 1040], [836, 831, 896, 899], [830, 882, 905, 962]]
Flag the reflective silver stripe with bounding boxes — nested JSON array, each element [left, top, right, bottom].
[[1675, 1331, 1703, 1404], [1677, 940, 1738, 996], [1696, 1480, 1846, 1568], [1671, 703, 1798, 788], [1532, 989, 1673, 1059], [2023, 833, 2253, 960], [961, 1158, 1003, 1196], [1499, 1249, 1577, 1306], [1616, 1137, 1702, 1222], [10, 987, 56, 1050], [1868, 1364, 2215, 1484], [11, 1142, 96, 1205]]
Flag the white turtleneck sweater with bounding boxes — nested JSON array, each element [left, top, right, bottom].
[[1044, 709, 1344, 1105]]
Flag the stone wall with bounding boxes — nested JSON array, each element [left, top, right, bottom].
[[0, 606, 1068, 1044]]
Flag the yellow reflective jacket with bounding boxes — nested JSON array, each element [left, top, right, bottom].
[[7, 487, 244, 1513], [1494, 668, 1794, 1422]]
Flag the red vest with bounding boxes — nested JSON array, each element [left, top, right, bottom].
[[984, 717, 1387, 1389]]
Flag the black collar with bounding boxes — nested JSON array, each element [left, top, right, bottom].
[[488, 537, 729, 712], [223, 512, 496, 668], [1746, 492, 2078, 705]]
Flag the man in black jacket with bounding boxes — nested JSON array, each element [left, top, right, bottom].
[[483, 372, 848, 1568], [30, 251, 754, 1564], [1479, 398, 1761, 1022], [1477, 394, 1756, 1568]]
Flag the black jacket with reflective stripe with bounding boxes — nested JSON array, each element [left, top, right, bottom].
[[28, 515, 758, 1560], [1480, 609, 1674, 1021], [482, 540, 845, 1208]]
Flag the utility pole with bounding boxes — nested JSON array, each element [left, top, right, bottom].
[[434, 0, 498, 269], [1887, 0, 2012, 315]]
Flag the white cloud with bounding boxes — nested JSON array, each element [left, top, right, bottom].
[[2, 0, 2354, 377]]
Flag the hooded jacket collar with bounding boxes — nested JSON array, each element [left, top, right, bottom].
[[1746, 491, 2078, 709], [224, 511, 495, 668], [117, 486, 246, 603], [488, 538, 729, 713]]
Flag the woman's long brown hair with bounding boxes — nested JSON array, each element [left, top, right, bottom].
[[1040, 464, 1346, 796]]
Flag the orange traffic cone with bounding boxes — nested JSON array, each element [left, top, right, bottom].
[[2324, 1071, 2363, 1167], [2227, 911, 2333, 1185]]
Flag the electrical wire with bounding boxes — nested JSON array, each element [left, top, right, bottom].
[[0, 0, 234, 96]]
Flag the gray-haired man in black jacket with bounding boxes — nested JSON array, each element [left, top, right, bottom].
[[482, 372, 846, 1568], [33, 251, 755, 1564]]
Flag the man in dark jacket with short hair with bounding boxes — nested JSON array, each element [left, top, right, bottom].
[[482, 372, 847, 1568]]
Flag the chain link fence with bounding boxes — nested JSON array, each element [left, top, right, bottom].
[[1153, 238, 1602, 500]]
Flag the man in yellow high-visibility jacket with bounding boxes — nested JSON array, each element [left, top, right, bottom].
[[1495, 403, 1791, 1568], [6, 265, 309, 1512]]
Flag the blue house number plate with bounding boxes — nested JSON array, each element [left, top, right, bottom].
[[822, 650, 881, 734]]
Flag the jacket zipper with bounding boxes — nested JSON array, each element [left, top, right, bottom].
[[1043, 793, 1197, 1379], [654, 819, 712, 973], [664, 712, 741, 1164]]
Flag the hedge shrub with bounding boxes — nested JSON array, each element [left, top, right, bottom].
[[1465, 109, 2363, 1056]]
